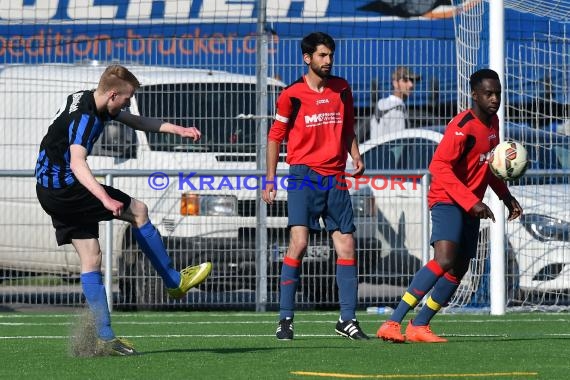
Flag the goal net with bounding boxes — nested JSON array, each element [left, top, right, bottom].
[[449, 0, 570, 311]]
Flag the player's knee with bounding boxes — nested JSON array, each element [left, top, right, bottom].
[[333, 233, 355, 258], [288, 238, 308, 257], [79, 250, 103, 272], [129, 199, 149, 221], [434, 257, 454, 272]]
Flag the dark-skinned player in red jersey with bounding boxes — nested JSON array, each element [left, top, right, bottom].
[[262, 32, 368, 340], [377, 68, 523, 343]]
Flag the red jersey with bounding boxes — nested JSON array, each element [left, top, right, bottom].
[[428, 109, 511, 212], [268, 75, 355, 176]]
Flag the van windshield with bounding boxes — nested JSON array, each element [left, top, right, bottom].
[[135, 82, 280, 153]]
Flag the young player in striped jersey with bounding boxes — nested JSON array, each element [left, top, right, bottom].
[[35, 65, 212, 355]]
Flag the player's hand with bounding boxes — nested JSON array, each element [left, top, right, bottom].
[[503, 194, 523, 221], [349, 156, 365, 177], [173, 124, 202, 141], [262, 182, 277, 205], [469, 201, 495, 222], [103, 198, 124, 217]]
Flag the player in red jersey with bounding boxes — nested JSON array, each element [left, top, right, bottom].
[[262, 32, 368, 340], [377, 69, 523, 343]]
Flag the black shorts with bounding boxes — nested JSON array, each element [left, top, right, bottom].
[[36, 182, 132, 246]]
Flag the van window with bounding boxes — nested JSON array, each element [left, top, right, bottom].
[[91, 120, 137, 158], [135, 82, 281, 153], [363, 138, 437, 171]]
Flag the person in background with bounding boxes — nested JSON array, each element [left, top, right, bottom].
[[370, 66, 419, 139], [262, 32, 368, 340], [35, 64, 212, 356], [376, 68, 523, 343]]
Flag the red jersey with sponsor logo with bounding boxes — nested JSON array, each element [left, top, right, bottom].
[[428, 109, 511, 212], [268, 75, 355, 176]]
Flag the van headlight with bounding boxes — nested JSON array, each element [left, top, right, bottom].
[[180, 193, 238, 216], [521, 214, 570, 242]]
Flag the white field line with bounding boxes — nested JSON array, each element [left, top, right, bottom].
[[1, 313, 569, 324], [0, 334, 337, 340], [1, 318, 570, 326], [0, 320, 336, 326], [1, 332, 569, 341], [1, 313, 569, 340], [0, 312, 336, 318]]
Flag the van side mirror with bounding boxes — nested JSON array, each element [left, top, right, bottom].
[[92, 122, 137, 159]]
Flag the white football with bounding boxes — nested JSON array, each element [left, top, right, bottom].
[[488, 140, 529, 181]]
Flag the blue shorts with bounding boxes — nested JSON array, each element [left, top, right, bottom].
[[286, 164, 355, 234], [430, 203, 480, 259]]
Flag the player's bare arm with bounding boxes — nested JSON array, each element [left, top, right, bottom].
[[348, 136, 365, 176], [469, 201, 495, 222], [162, 123, 201, 141], [262, 139, 280, 204], [69, 144, 124, 217]]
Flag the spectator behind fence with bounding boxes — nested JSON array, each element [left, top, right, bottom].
[[370, 66, 420, 139], [262, 31, 369, 341], [34, 64, 212, 356]]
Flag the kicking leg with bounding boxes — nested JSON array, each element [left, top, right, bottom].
[[121, 198, 211, 296]]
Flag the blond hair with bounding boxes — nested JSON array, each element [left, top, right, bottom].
[[97, 64, 141, 93]]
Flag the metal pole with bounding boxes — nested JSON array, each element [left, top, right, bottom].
[[255, 0, 269, 312], [104, 174, 114, 312], [421, 174, 431, 265], [489, 0, 506, 315]]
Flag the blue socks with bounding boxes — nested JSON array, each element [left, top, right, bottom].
[[414, 273, 460, 326], [279, 257, 359, 322], [80, 271, 114, 341], [336, 259, 358, 322], [279, 257, 300, 320], [132, 220, 181, 289], [391, 259, 445, 323]]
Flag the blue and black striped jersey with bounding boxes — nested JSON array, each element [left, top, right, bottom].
[[35, 90, 112, 189]]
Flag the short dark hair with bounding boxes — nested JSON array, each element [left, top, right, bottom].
[[301, 32, 335, 56], [469, 69, 500, 90]]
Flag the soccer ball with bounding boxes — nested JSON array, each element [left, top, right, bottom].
[[488, 140, 529, 181]]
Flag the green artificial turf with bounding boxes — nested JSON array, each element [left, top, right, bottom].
[[0, 310, 567, 379]]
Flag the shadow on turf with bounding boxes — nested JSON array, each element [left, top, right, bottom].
[[138, 345, 358, 356], [441, 336, 564, 343]]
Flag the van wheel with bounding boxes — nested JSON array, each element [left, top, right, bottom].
[[117, 230, 165, 310], [302, 275, 337, 306], [118, 248, 165, 310], [453, 227, 520, 307], [301, 250, 338, 307]]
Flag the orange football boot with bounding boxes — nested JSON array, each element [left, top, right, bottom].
[[405, 320, 448, 343], [376, 320, 405, 343]]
